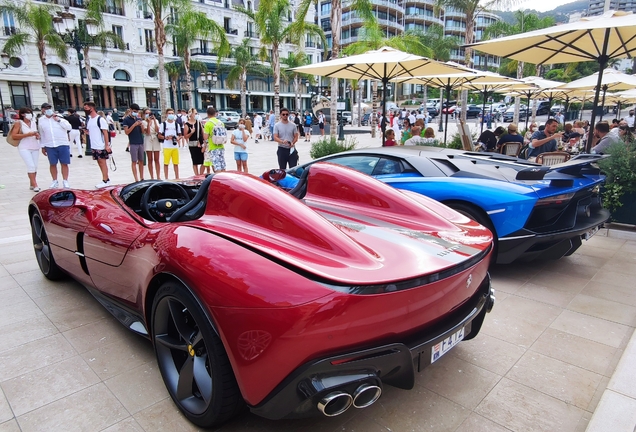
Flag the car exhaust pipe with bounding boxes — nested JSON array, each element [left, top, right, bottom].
[[487, 288, 496, 313], [352, 384, 382, 408], [317, 392, 353, 416]]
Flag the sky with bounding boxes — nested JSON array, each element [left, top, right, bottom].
[[500, 0, 581, 13]]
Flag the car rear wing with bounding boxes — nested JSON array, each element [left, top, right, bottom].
[[515, 154, 607, 182]]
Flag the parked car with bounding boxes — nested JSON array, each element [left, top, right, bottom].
[[535, 100, 551, 116], [28, 164, 494, 427], [425, 106, 438, 118], [550, 105, 565, 116], [436, 100, 457, 111], [441, 105, 457, 115], [341, 111, 352, 125], [465, 105, 482, 119], [217, 110, 240, 129], [288, 148, 609, 265], [491, 103, 508, 114], [502, 106, 528, 122]]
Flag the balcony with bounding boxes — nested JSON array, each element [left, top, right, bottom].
[[105, 5, 124, 15], [244, 30, 256, 38], [106, 40, 130, 50], [191, 48, 218, 56], [136, 10, 153, 19], [225, 28, 238, 35], [305, 41, 316, 48], [3, 26, 16, 36]]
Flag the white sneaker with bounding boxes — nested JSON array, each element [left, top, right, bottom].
[[63, 180, 70, 189], [49, 180, 59, 189], [95, 180, 111, 189]]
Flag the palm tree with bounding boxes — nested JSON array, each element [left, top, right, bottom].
[[138, 0, 190, 113], [162, 61, 208, 110], [0, 3, 67, 104], [484, 11, 554, 122], [73, 0, 124, 103], [416, 24, 459, 107], [281, 52, 314, 114], [224, 39, 270, 117], [166, 8, 230, 109], [343, 21, 431, 137], [236, 0, 324, 121]]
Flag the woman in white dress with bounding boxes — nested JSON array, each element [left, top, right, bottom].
[[10, 107, 41, 191]]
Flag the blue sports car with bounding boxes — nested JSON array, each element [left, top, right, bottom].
[[285, 147, 609, 264]]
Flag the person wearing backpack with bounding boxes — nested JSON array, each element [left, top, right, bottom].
[[202, 106, 227, 173], [303, 111, 313, 142], [158, 108, 183, 179], [184, 108, 205, 175], [83, 101, 112, 188]]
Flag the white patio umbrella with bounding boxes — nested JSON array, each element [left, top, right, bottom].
[[466, 10, 636, 150], [291, 47, 466, 144], [494, 76, 564, 129]]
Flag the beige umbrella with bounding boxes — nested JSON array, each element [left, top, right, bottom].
[[292, 47, 466, 143], [466, 10, 636, 150]]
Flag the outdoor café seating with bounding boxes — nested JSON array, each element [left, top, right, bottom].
[[536, 151, 571, 166], [499, 142, 522, 156]]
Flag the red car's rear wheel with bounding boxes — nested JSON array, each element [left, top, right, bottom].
[[30, 213, 63, 280], [152, 282, 243, 427]]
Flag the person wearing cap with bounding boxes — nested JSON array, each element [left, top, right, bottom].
[[122, 103, 145, 182], [38, 102, 72, 189], [496, 123, 524, 151]]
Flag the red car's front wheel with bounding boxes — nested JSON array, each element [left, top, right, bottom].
[[152, 281, 244, 427], [31, 213, 63, 280]]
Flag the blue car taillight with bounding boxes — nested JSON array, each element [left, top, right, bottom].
[[535, 192, 575, 207]]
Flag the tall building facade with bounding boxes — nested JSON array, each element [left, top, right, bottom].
[[587, 0, 636, 15], [0, 0, 321, 112]]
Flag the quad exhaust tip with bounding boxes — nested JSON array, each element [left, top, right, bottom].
[[352, 384, 382, 408], [317, 392, 353, 417]]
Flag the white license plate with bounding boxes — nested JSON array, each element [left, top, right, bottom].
[[584, 226, 599, 240], [431, 327, 464, 364]]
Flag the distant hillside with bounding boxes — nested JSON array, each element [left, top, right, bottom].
[[494, 0, 589, 24]]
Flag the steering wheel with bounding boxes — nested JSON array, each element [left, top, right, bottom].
[[141, 182, 190, 222]]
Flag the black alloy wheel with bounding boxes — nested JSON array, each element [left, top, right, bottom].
[[152, 282, 243, 427], [30, 213, 63, 280]]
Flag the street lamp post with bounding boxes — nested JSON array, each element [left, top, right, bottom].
[[247, 90, 251, 113], [0, 53, 10, 136], [54, 86, 60, 110], [200, 72, 217, 108], [357, 82, 362, 127]]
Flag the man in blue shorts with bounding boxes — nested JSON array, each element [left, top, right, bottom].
[[38, 102, 72, 189], [122, 103, 145, 182]]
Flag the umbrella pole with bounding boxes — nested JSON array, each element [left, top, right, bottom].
[[480, 90, 486, 134], [443, 82, 450, 145], [618, 102, 622, 119], [382, 76, 387, 146], [600, 85, 607, 122], [585, 28, 610, 153], [525, 94, 530, 131]]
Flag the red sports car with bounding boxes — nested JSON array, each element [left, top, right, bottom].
[[29, 163, 495, 428]]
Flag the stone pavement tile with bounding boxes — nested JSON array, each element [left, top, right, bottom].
[[616, 240, 636, 254], [19, 278, 75, 300], [0, 250, 34, 266], [599, 256, 636, 275], [82, 332, 155, 381], [133, 398, 206, 432], [16, 383, 128, 432], [586, 390, 636, 432], [0, 298, 43, 329], [0, 266, 8, 279], [455, 412, 510, 432], [0, 276, 19, 293], [10, 269, 52, 287], [489, 264, 544, 283], [339, 415, 393, 432], [419, 354, 500, 410], [450, 333, 526, 376], [607, 330, 636, 399], [581, 280, 636, 308], [575, 412, 592, 432], [0, 315, 58, 355], [488, 274, 526, 295], [0, 420, 20, 432], [526, 269, 591, 293], [100, 417, 146, 432], [549, 310, 631, 349], [585, 235, 625, 251], [0, 287, 31, 307], [530, 328, 616, 375], [587, 376, 610, 412], [32, 283, 95, 315], [540, 256, 603, 279], [104, 361, 169, 415], [574, 244, 618, 259], [505, 351, 603, 409], [0, 388, 12, 424], [361, 384, 469, 432], [475, 378, 584, 432], [2, 259, 40, 276], [47, 297, 110, 332], [514, 281, 583, 308], [1, 356, 100, 416], [62, 317, 131, 354], [0, 333, 77, 382], [567, 294, 636, 327], [481, 295, 561, 349], [591, 269, 634, 289]]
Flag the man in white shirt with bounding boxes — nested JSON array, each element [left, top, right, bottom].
[[626, 109, 635, 132], [158, 108, 183, 179], [408, 111, 416, 126], [254, 113, 262, 142], [38, 102, 72, 189], [83, 102, 112, 188]]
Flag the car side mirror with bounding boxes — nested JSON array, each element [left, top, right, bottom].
[[49, 191, 76, 208]]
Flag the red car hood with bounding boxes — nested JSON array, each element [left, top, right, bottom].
[[191, 164, 492, 284]]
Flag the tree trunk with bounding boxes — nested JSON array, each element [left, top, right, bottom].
[[83, 47, 94, 102], [155, 15, 168, 114], [371, 80, 378, 138], [272, 43, 280, 121], [357, 85, 361, 127], [329, 0, 341, 137], [38, 41, 53, 104], [171, 81, 178, 112], [241, 72, 246, 117], [514, 60, 524, 124], [294, 75, 300, 112], [423, 85, 428, 107], [184, 49, 194, 110]]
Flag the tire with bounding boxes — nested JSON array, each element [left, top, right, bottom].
[[30, 212, 64, 280], [152, 281, 244, 428], [446, 202, 498, 265]]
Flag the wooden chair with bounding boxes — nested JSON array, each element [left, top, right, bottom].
[[458, 119, 474, 151], [535, 151, 571, 166], [499, 142, 522, 156]]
